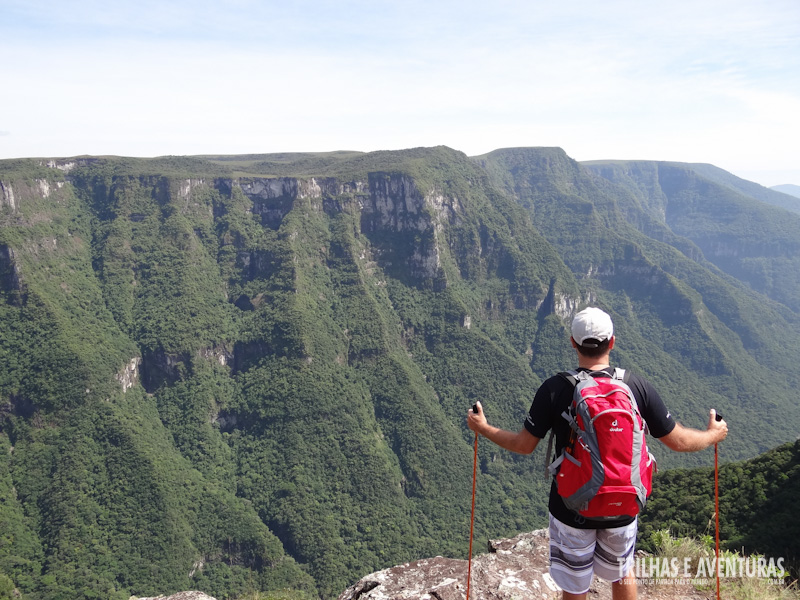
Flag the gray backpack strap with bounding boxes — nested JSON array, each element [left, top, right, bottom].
[[543, 430, 556, 479], [543, 371, 582, 479], [547, 452, 565, 477], [613, 367, 648, 434]]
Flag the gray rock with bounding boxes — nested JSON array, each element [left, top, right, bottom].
[[338, 528, 709, 600]]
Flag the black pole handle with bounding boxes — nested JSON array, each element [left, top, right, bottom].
[[715, 412, 723, 422], [472, 403, 479, 414]]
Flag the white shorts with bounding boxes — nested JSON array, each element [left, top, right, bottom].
[[548, 514, 637, 594]]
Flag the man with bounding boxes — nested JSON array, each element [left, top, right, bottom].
[[467, 307, 728, 600]]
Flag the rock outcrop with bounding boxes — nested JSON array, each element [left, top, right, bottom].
[[115, 357, 141, 392], [338, 529, 708, 600], [236, 173, 455, 285], [1, 180, 16, 211]]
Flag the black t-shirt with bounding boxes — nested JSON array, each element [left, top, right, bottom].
[[524, 366, 676, 529]]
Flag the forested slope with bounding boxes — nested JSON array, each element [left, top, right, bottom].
[[478, 148, 800, 460], [639, 438, 800, 570], [584, 159, 800, 311], [1, 147, 800, 598]]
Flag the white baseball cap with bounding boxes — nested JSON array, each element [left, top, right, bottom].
[[571, 307, 614, 347]]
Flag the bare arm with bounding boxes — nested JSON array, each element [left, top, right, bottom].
[[466, 401, 540, 455], [659, 409, 728, 452]]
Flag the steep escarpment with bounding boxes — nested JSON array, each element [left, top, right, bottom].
[[0, 149, 580, 598], [478, 148, 800, 461], [3, 146, 800, 599], [0, 169, 315, 600], [584, 160, 800, 313]]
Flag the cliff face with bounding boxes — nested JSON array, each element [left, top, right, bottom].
[[235, 172, 457, 284], [584, 160, 800, 312], [0, 150, 573, 598], [3, 147, 800, 599]]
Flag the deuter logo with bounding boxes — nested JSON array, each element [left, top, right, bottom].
[[610, 419, 624, 432]]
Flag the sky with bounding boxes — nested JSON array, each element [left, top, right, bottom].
[[1, 0, 798, 187]]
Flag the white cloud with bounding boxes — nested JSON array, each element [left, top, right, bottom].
[[1, 0, 799, 184]]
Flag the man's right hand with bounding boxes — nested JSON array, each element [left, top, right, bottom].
[[708, 409, 728, 444]]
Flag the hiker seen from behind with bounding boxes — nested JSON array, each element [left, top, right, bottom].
[[466, 307, 728, 600]]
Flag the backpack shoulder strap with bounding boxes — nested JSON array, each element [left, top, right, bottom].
[[544, 369, 591, 479], [612, 367, 629, 382], [544, 372, 581, 479], [543, 429, 556, 480], [612, 367, 647, 431], [560, 369, 593, 386], [559, 370, 578, 385]]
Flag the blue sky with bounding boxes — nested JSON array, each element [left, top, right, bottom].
[[1, 0, 798, 186]]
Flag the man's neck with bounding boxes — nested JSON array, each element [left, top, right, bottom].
[[577, 355, 611, 371]]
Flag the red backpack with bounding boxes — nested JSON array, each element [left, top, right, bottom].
[[547, 368, 656, 520]]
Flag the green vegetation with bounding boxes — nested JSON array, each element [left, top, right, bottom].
[[2, 146, 800, 598], [647, 529, 799, 600], [585, 160, 800, 313], [478, 148, 800, 462], [640, 439, 800, 574]]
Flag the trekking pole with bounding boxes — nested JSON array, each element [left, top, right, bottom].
[[714, 412, 723, 600], [466, 404, 479, 600]]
